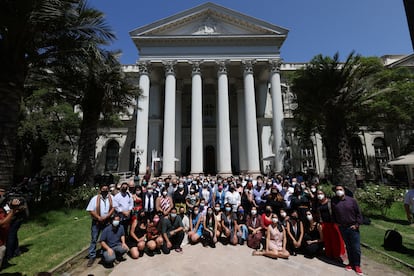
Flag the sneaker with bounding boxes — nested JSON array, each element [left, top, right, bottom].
[[354, 266, 363, 276], [87, 258, 95, 267], [345, 265, 353, 271], [174, 247, 183, 253]]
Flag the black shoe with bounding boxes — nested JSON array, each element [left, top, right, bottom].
[[155, 248, 161, 254], [211, 243, 216, 248], [146, 250, 154, 257], [87, 257, 96, 267]]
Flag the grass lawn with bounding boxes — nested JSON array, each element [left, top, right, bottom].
[[359, 201, 414, 274], [1, 208, 90, 275]]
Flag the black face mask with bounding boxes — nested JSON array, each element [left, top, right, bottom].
[[121, 188, 127, 193], [101, 191, 108, 198]]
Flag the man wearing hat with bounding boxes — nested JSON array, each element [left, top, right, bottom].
[[85, 183, 114, 267]]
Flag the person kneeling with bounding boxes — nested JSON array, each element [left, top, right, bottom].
[[100, 215, 129, 267], [252, 213, 290, 259], [161, 208, 185, 253]]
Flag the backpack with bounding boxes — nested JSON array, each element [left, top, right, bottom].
[[383, 229, 403, 251]]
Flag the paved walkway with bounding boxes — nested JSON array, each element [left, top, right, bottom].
[[69, 242, 408, 276]]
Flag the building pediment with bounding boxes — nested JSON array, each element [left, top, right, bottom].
[[130, 2, 288, 38], [386, 53, 414, 68]]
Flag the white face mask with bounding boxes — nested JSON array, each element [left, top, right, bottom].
[[272, 218, 278, 224], [280, 212, 287, 218], [162, 191, 168, 196], [336, 190, 345, 197], [311, 188, 316, 193], [215, 207, 221, 212], [251, 210, 257, 216], [306, 215, 313, 221], [317, 194, 325, 200], [112, 220, 120, 227]]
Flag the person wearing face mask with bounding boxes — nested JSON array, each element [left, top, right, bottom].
[[332, 184, 363, 276], [173, 182, 188, 213], [252, 213, 290, 259], [156, 187, 173, 216], [213, 184, 226, 209], [289, 184, 311, 221], [131, 185, 143, 220], [316, 189, 345, 262], [246, 206, 264, 250], [221, 203, 238, 245], [302, 210, 323, 258], [188, 206, 203, 244], [199, 181, 213, 207], [178, 207, 190, 235], [213, 203, 223, 238], [160, 208, 185, 254], [146, 213, 164, 255], [278, 208, 289, 227], [142, 183, 158, 218], [99, 215, 129, 268], [86, 184, 114, 267], [286, 209, 304, 256], [225, 184, 241, 213], [113, 182, 134, 235], [127, 210, 147, 259], [202, 207, 218, 247], [235, 205, 248, 245], [185, 185, 200, 213]]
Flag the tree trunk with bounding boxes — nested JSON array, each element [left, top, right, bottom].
[[0, 82, 24, 189], [324, 120, 357, 192], [75, 81, 106, 187]]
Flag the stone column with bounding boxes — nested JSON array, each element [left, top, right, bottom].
[[242, 60, 261, 174], [237, 87, 247, 172], [135, 61, 151, 175], [162, 61, 177, 175], [190, 61, 204, 174], [175, 87, 182, 175], [269, 60, 285, 173], [216, 60, 232, 175]]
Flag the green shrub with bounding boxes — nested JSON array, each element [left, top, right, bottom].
[[64, 184, 98, 208], [355, 183, 402, 216]]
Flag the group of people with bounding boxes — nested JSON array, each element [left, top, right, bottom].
[[86, 173, 364, 275]]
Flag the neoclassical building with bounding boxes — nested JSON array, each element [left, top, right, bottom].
[[95, 2, 407, 180]]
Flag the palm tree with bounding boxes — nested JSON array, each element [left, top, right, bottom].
[[68, 50, 139, 186], [291, 52, 384, 192], [0, 0, 114, 188]]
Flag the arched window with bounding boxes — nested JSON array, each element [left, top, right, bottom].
[[373, 137, 388, 165], [350, 137, 365, 169], [105, 140, 119, 172]]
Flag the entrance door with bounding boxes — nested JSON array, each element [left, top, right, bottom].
[[204, 145, 216, 175]]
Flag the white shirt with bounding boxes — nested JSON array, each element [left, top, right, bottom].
[[404, 189, 414, 213], [86, 194, 113, 217], [113, 192, 134, 213], [225, 191, 241, 212]]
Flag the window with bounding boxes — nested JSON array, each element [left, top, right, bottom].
[[300, 140, 315, 172], [373, 137, 388, 165], [105, 140, 119, 171], [350, 137, 365, 169]]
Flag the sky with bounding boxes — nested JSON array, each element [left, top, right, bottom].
[[88, 0, 413, 65]]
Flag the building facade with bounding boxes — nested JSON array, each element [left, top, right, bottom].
[[95, 3, 408, 180]]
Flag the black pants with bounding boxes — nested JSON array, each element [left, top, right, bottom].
[[161, 231, 185, 254]]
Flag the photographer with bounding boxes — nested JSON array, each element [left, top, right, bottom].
[[0, 188, 22, 268]]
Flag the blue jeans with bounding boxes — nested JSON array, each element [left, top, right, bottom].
[[88, 221, 106, 259], [339, 226, 361, 267], [102, 245, 128, 264], [238, 225, 248, 240]]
